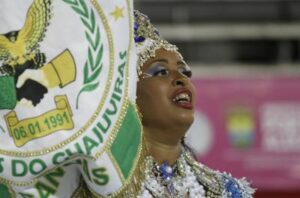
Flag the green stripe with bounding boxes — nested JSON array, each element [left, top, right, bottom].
[[0, 184, 12, 198], [110, 103, 141, 179], [0, 76, 16, 110]]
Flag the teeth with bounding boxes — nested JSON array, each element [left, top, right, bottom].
[[173, 93, 190, 102]]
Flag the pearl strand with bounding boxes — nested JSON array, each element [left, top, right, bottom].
[[182, 158, 206, 197], [137, 155, 206, 198]]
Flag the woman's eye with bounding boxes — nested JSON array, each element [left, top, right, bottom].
[[179, 68, 192, 78], [146, 64, 169, 77], [153, 68, 169, 76], [182, 70, 192, 78]]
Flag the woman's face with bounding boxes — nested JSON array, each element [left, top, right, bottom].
[[137, 48, 196, 131]]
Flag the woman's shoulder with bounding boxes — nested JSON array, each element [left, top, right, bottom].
[[185, 152, 255, 198]]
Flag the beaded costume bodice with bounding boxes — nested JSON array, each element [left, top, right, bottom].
[[137, 148, 255, 198]]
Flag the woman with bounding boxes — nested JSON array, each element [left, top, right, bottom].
[[133, 10, 255, 198]]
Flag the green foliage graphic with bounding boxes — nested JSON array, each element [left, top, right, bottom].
[[63, 0, 104, 108]]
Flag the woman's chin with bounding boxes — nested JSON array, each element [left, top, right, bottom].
[[174, 112, 194, 127]]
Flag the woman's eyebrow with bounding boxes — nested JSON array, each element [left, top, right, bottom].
[[177, 60, 187, 66], [149, 59, 168, 65]]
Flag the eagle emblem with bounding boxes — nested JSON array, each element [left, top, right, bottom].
[[0, 0, 52, 74], [0, 0, 76, 109], [0, 0, 52, 108]]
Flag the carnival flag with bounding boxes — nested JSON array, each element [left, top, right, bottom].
[[0, 0, 141, 197]]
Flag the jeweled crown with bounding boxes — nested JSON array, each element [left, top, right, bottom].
[[134, 10, 179, 76]]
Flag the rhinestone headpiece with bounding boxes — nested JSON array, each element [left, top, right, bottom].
[[134, 10, 180, 76]]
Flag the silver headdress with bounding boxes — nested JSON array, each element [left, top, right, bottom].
[[134, 10, 180, 76]]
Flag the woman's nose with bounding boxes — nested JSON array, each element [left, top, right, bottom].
[[171, 69, 189, 86], [172, 74, 186, 87]]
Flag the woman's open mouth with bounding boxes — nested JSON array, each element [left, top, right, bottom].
[[171, 88, 193, 110]]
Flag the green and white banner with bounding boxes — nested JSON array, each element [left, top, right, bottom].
[[0, 0, 141, 197]]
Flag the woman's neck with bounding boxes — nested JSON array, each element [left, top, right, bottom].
[[144, 128, 183, 165]]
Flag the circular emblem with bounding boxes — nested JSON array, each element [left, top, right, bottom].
[[0, 0, 116, 153], [0, 1, 140, 193]]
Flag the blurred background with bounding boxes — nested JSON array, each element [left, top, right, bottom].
[[135, 0, 300, 197]]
